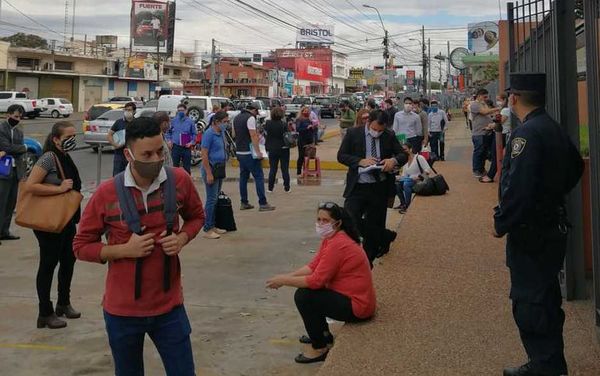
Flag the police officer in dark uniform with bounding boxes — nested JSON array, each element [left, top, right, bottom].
[[494, 73, 584, 376]]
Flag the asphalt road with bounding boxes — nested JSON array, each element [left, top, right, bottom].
[[19, 114, 341, 194]]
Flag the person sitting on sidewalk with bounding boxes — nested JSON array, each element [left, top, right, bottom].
[[266, 202, 376, 364], [73, 117, 205, 375], [395, 143, 432, 213]]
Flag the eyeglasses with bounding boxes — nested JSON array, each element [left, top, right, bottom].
[[318, 202, 339, 210]]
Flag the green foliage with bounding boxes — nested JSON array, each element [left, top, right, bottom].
[[0, 33, 48, 49]]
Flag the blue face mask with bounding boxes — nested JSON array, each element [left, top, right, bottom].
[[431, 107, 438, 113], [177, 111, 185, 118]]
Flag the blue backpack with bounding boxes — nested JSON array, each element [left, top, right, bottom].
[[113, 167, 177, 300]]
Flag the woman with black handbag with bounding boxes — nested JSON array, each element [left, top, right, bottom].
[[26, 121, 82, 329], [201, 111, 229, 240], [395, 143, 432, 213], [265, 107, 291, 193]]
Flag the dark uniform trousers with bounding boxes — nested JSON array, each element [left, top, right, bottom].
[[344, 181, 388, 263], [507, 224, 568, 375]]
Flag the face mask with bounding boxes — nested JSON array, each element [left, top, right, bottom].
[[497, 101, 504, 107], [431, 107, 438, 113], [315, 222, 338, 239], [404, 104, 412, 112], [369, 129, 383, 138], [177, 111, 185, 118], [8, 117, 19, 127], [127, 148, 164, 181], [124, 111, 134, 121], [61, 136, 77, 152]]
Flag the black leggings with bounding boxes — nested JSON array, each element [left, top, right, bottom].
[[294, 288, 367, 349], [34, 222, 77, 317]]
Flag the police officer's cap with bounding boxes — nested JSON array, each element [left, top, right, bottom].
[[506, 73, 546, 94]]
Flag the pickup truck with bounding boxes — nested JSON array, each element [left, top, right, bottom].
[[0, 92, 43, 119], [285, 96, 314, 118]]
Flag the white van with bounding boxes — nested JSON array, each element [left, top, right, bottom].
[[157, 95, 234, 123]]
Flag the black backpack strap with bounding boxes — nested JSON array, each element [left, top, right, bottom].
[[114, 172, 144, 300], [415, 156, 424, 174], [162, 167, 177, 293]]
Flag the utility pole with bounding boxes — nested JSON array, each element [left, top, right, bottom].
[[447, 41, 451, 90], [156, 36, 160, 98], [427, 38, 431, 96], [383, 29, 389, 96], [421, 26, 427, 95], [210, 38, 216, 96]]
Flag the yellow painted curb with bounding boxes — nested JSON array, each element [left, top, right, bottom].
[[230, 158, 346, 170]]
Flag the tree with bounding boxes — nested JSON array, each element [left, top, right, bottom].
[[481, 63, 499, 84], [0, 33, 48, 49]]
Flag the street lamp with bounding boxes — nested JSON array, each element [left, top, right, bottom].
[[363, 4, 389, 96]]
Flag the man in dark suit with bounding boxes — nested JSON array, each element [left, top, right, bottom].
[[338, 110, 408, 263]]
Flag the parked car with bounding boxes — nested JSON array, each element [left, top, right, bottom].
[[0, 91, 43, 119], [157, 95, 235, 124], [108, 96, 144, 108], [314, 97, 337, 118], [255, 96, 283, 110], [24, 137, 43, 175], [82, 103, 125, 136], [83, 108, 153, 150], [143, 99, 158, 109], [38, 98, 73, 118], [232, 99, 269, 124], [285, 96, 314, 117]]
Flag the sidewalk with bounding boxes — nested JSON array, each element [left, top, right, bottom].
[[317, 120, 600, 375]]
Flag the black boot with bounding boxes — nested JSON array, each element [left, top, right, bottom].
[[37, 314, 67, 329], [56, 304, 81, 319], [503, 363, 553, 376]]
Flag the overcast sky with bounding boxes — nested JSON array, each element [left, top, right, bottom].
[[0, 0, 515, 73]]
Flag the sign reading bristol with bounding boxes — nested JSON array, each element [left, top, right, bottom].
[[296, 24, 335, 44]]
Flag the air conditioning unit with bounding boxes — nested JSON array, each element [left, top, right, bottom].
[[104, 66, 114, 75], [42, 62, 54, 71]]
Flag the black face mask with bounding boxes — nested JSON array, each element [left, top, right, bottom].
[[7, 118, 19, 127]]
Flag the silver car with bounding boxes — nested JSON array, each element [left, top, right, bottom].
[[83, 109, 156, 147]]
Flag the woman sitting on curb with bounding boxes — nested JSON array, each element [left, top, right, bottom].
[[396, 143, 432, 213], [266, 202, 376, 364]]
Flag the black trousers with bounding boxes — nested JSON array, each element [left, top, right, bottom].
[[0, 172, 18, 236], [344, 182, 388, 263], [297, 141, 308, 176], [268, 148, 290, 190], [34, 222, 77, 317], [294, 288, 364, 349], [507, 226, 568, 374]]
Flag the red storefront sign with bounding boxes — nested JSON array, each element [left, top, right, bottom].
[[295, 58, 330, 83]]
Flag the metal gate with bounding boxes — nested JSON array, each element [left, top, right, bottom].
[[584, 0, 600, 333], [508, 0, 587, 300]]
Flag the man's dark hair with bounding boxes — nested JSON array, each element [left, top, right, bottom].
[[124, 102, 137, 111], [368, 109, 390, 126], [7, 104, 24, 115], [403, 97, 413, 104], [213, 110, 229, 123], [384, 98, 393, 106], [177, 103, 187, 110], [430, 100, 438, 105], [419, 98, 430, 106], [476, 88, 489, 97], [153, 111, 170, 124], [514, 90, 545, 107], [125, 117, 162, 146], [367, 99, 377, 109]]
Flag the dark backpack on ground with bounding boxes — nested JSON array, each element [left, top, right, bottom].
[[215, 191, 237, 231], [412, 158, 449, 196], [114, 167, 177, 300]]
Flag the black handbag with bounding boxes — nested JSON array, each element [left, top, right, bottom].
[[413, 157, 449, 196], [210, 162, 226, 179], [283, 131, 299, 148], [215, 192, 237, 231]]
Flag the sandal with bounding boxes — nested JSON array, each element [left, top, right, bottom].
[[479, 176, 494, 183], [294, 350, 329, 364]]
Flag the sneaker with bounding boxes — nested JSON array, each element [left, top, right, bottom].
[[259, 204, 276, 212], [214, 228, 227, 235], [284, 188, 291, 193], [240, 203, 255, 210], [267, 189, 274, 193], [203, 231, 221, 240], [473, 172, 485, 178]]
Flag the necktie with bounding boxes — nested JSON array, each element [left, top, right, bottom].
[[371, 136, 377, 159]]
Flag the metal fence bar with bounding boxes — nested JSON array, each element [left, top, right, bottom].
[[584, 0, 600, 332]]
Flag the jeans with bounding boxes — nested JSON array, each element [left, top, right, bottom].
[[237, 154, 267, 206], [429, 132, 442, 160], [268, 149, 290, 191], [294, 288, 365, 349], [396, 178, 415, 208], [486, 134, 498, 180], [472, 135, 491, 174], [201, 167, 223, 232], [172, 145, 191, 174], [103, 305, 195, 376], [34, 222, 77, 316]]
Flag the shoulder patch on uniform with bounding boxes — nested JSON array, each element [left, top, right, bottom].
[[511, 137, 527, 158]]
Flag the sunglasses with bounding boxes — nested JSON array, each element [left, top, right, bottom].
[[318, 202, 340, 210]]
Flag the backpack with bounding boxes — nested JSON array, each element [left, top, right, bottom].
[[215, 191, 237, 232], [114, 167, 177, 300]]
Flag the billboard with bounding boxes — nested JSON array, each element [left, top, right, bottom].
[[406, 70, 416, 86], [131, 1, 169, 54], [468, 22, 499, 53], [296, 24, 335, 44], [349, 68, 364, 79]]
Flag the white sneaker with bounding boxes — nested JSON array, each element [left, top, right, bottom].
[[203, 230, 221, 239], [284, 188, 291, 193], [267, 189, 274, 193], [214, 228, 227, 235]]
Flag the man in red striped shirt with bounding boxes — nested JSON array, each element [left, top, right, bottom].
[[74, 117, 204, 375]]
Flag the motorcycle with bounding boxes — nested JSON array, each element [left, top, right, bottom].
[[191, 120, 206, 166]]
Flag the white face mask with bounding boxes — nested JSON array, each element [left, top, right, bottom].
[[315, 222, 338, 239], [369, 129, 383, 138], [496, 100, 504, 107], [404, 104, 412, 112]]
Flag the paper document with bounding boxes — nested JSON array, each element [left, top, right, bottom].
[[358, 164, 384, 174]]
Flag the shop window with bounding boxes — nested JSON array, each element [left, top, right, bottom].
[[173, 69, 181, 76], [54, 61, 73, 70], [163, 68, 170, 75]]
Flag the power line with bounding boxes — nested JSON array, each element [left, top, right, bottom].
[[4, 0, 65, 38]]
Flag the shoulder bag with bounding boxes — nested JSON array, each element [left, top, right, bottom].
[[16, 153, 83, 233], [412, 156, 449, 196]]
